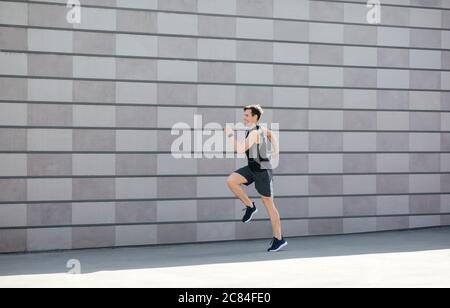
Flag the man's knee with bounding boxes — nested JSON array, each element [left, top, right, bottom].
[[227, 174, 238, 188], [261, 195, 273, 203]]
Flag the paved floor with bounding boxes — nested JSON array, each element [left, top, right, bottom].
[[1, 227, 450, 288]]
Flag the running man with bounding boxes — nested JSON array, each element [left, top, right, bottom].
[[224, 104, 287, 252]]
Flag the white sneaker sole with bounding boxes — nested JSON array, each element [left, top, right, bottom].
[[243, 208, 258, 223], [268, 241, 288, 252]]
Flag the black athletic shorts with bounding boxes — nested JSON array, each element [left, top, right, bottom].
[[234, 165, 274, 197]]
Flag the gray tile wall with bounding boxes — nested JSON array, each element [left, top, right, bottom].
[[0, 0, 449, 252]]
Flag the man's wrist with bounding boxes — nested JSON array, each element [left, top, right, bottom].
[[227, 133, 234, 138]]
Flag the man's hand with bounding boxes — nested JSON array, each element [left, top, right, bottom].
[[224, 127, 233, 136], [271, 150, 279, 160]]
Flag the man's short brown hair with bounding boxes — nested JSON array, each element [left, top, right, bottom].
[[244, 104, 264, 121]]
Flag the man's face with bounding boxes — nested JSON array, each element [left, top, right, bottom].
[[244, 109, 257, 126]]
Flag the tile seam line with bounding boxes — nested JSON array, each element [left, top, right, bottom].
[[0, 192, 449, 205], [1, 151, 449, 154], [1, 24, 450, 52], [3, 49, 450, 73], [1, 213, 449, 230], [6, 0, 450, 27], [1, 126, 450, 133], [1, 75, 449, 92], [1, 100, 449, 114], [0, 172, 449, 180]]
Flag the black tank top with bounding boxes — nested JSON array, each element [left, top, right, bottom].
[[245, 125, 272, 171]]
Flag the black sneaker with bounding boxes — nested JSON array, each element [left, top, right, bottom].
[[242, 202, 258, 223], [267, 237, 288, 252]]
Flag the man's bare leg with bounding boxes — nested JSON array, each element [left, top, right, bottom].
[[227, 173, 253, 208], [261, 196, 282, 240]]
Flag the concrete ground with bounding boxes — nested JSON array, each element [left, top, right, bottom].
[[0, 227, 449, 288]]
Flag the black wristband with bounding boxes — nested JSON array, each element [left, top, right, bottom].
[[227, 133, 234, 138]]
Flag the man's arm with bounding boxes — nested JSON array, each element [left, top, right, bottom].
[[225, 128, 258, 154], [262, 127, 279, 159]]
